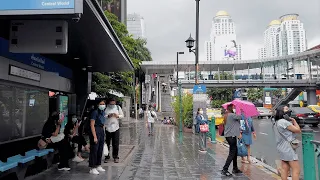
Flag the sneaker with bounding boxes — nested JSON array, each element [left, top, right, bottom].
[[96, 166, 106, 172], [232, 169, 242, 174], [114, 158, 119, 163], [58, 167, 71, 171], [89, 168, 99, 175], [221, 169, 232, 176], [104, 156, 110, 163], [72, 156, 84, 162]]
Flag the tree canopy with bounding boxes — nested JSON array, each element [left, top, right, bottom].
[[91, 11, 152, 97], [247, 88, 263, 102], [208, 72, 234, 108]]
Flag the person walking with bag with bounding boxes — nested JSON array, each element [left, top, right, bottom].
[[240, 115, 257, 164], [89, 100, 106, 175], [221, 104, 243, 176], [147, 105, 157, 135], [104, 98, 124, 163], [196, 108, 208, 152], [274, 106, 301, 180]]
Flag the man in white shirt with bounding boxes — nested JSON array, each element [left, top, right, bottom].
[[104, 98, 124, 163], [147, 105, 157, 135]]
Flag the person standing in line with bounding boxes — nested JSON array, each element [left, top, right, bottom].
[[104, 98, 124, 163], [221, 104, 243, 176], [240, 115, 257, 164], [274, 106, 301, 180], [196, 108, 208, 152], [88, 100, 106, 175], [147, 105, 157, 135]]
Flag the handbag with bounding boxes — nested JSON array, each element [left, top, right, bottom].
[[218, 124, 224, 136], [275, 122, 300, 150], [37, 139, 48, 150], [200, 124, 209, 133], [237, 139, 248, 157], [103, 143, 109, 156]]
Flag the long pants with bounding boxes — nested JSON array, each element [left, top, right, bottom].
[[199, 132, 207, 150], [89, 126, 104, 168], [72, 135, 87, 153], [148, 122, 154, 134], [58, 139, 72, 168], [105, 129, 120, 159], [223, 136, 238, 171]]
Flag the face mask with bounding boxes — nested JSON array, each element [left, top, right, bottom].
[[72, 118, 77, 123], [199, 111, 203, 114], [109, 104, 116, 108], [284, 110, 292, 116], [98, 105, 106, 110]]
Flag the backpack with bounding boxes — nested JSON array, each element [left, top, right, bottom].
[[150, 111, 155, 118]]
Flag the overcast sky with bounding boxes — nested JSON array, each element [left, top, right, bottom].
[[127, 0, 320, 62]]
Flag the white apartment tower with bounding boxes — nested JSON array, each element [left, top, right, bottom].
[[204, 41, 213, 61], [278, 14, 307, 56], [127, 13, 146, 39], [258, 48, 266, 59], [205, 11, 242, 61], [264, 20, 281, 58]]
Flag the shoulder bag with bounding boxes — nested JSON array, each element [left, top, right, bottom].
[[275, 121, 300, 150]]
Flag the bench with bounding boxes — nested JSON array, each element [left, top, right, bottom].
[[0, 148, 55, 180]]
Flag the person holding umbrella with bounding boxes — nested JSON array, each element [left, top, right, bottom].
[[221, 104, 243, 176]]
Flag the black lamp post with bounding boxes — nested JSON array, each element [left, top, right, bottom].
[[185, 0, 200, 85]]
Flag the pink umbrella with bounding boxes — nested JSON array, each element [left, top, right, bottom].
[[222, 99, 259, 118]]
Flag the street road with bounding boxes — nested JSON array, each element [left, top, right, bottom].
[[251, 118, 320, 173]]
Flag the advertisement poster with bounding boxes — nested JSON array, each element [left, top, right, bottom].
[[58, 95, 68, 133]]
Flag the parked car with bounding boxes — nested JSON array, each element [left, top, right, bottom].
[[257, 107, 272, 119], [308, 105, 320, 113], [290, 107, 320, 127]]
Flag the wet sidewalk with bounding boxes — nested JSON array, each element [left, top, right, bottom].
[[27, 121, 279, 180]]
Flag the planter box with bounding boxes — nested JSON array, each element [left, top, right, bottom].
[[183, 127, 193, 133]]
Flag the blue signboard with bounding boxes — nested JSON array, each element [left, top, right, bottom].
[[233, 90, 241, 99], [0, 37, 72, 79], [193, 84, 207, 94], [0, 0, 75, 10]]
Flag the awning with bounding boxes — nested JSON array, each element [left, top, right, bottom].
[[0, 0, 134, 73]]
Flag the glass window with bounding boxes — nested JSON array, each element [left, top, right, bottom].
[[0, 83, 49, 143]]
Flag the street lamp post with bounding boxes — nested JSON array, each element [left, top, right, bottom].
[[185, 0, 200, 85], [176, 52, 184, 133]]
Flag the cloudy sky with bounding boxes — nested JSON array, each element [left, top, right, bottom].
[[127, 0, 320, 62]]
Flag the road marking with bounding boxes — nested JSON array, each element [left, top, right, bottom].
[[259, 132, 268, 135]]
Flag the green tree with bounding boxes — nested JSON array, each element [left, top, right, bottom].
[[171, 93, 193, 128], [208, 72, 234, 108], [247, 88, 263, 102], [92, 11, 152, 97]]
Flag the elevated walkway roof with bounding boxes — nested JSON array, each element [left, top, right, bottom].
[[141, 49, 320, 74]]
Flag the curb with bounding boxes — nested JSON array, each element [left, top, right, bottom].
[[214, 136, 281, 179]]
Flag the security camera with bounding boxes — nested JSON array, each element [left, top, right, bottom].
[[72, 13, 81, 23]]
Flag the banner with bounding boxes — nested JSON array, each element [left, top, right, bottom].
[[58, 95, 68, 133], [0, 0, 75, 11]]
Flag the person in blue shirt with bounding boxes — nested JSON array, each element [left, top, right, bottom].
[[196, 108, 208, 152], [89, 100, 106, 175], [240, 115, 256, 164]]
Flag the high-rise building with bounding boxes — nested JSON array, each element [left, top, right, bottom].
[[204, 41, 213, 61], [205, 11, 242, 61], [127, 13, 146, 39], [264, 20, 281, 58], [258, 47, 266, 59], [278, 14, 307, 56]]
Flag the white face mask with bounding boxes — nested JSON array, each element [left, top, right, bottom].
[[98, 105, 106, 110], [199, 111, 203, 114]]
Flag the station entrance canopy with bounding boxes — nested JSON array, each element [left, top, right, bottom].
[[0, 0, 134, 72]]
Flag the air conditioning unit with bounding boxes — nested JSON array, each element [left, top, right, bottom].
[[9, 20, 68, 54]]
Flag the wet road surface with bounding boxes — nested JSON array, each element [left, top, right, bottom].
[[26, 120, 278, 180]]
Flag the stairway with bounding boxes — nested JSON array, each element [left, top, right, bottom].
[[272, 88, 304, 111]]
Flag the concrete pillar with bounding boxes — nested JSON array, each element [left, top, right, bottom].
[[155, 75, 159, 111], [292, 58, 296, 80], [218, 65, 220, 82], [307, 87, 317, 105]]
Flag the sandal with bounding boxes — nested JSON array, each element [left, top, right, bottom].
[[221, 169, 232, 176]]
